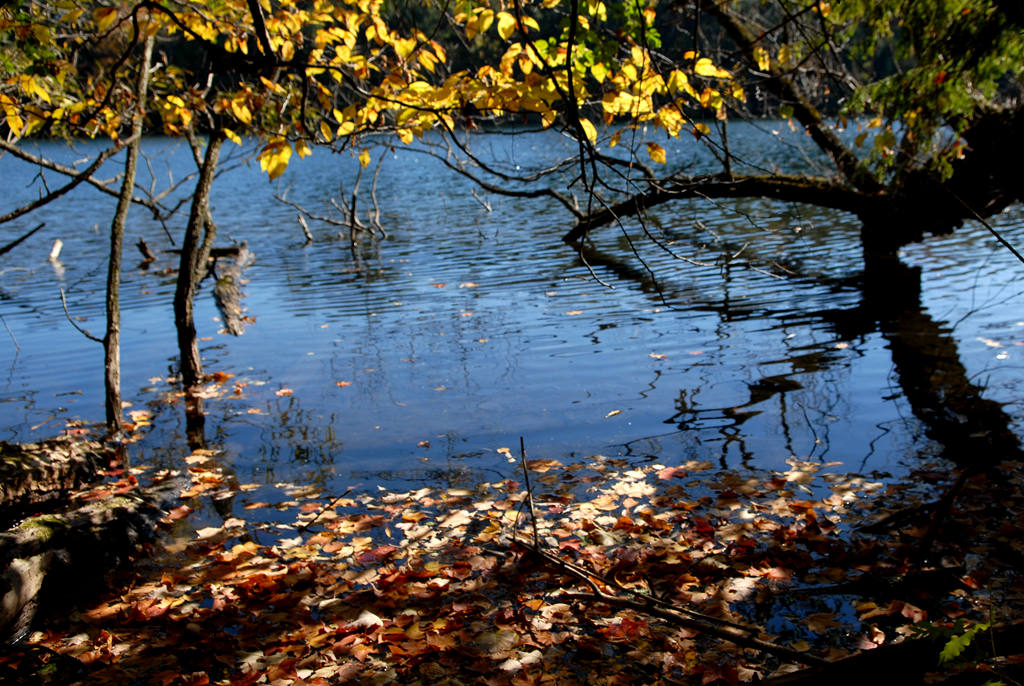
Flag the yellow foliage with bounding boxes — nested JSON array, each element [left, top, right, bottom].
[[230, 97, 252, 125], [754, 46, 770, 71], [93, 6, 118, 32], [646, 142, 666, 164], [694, 58, 730, 79], [579, 118, 597, 143], [259, 139, 292, 180], [496, 12, 516, 40]]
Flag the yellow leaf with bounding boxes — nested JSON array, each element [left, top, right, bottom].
[[296, 139, 312, 158], [609, 129, 621, 148], [778, 44, 792, 67], [224, 128, 241, 145], [591, 62, 607, 83], [280, 40, 295, 62], [358, 148, 371, 167], [93, 7, 118, 32], [259, 140, 292, 180], [694, 58, 730, 79], [579, 118, 597, 143], [320, 120, 333, 141], [694, 122, 710, 136], [0, 94, 23, 136], [394, 37, 416, 59], [754, 46, 770, 71], [646, 142, 666, 164], [496, 12, 516, 40], [60, 8, 84, 23], [230, 97, 252, 125], [477, 9, 495, 35]]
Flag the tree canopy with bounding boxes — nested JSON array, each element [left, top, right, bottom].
[[2, 0, 1023, 251]]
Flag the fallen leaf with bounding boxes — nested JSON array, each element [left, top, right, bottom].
[[565, 310, 583, 316], [275, 388, 293, 397], [336, 381, 353, 387], [605, 409, 622, 418]]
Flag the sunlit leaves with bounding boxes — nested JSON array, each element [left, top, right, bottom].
[[754, 46, 770, 71], [496, 11, 517, 40], [92, 6, 118, 32], [694, 57, 731, 79], [579, 118, 597, 143], [646, 142, 666, 164], [259, 138, 292, 180]]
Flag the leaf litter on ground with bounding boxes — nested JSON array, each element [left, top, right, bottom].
[[5, 446, 1024, 685]]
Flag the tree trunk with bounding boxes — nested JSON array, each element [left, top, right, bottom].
[[104, 36, 154, 434], [174, 131, 226, 390]]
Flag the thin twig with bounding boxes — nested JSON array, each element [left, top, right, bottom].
[[1, 314, 19, 352], [0, 222, 45, 257], [297, 484, 360, 533], [951, 192, 1024, 267], [297, 214, 314, 244], [513, 534, 827, 667], [60, 288, 102, 343], [519, 436, 540, 548]]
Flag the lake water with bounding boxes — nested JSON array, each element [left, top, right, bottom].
[[2, 126, 1023, 498]]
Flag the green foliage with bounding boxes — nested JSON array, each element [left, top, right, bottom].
[[938, 619, 991, 664], [832, 0, 1024, 176]]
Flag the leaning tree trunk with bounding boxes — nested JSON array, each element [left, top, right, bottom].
[[174, 131, 226, 390], [104, 35, 153, 434]]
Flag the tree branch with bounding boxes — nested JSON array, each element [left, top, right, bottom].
[[0, 139, 136, 225], [564, 173, 871, 242], [703, 1, 881, 194]]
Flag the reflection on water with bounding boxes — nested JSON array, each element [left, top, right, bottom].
[[1, 128, 1023, 495]]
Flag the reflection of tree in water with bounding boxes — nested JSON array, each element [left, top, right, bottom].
[[579, 232, 1022, 468], [836, 252, 1021, 463]]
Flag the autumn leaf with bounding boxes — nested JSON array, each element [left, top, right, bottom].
[[646, 142, 667, 164], [496, 11, 516, 40], [275, 388, 293, 396]]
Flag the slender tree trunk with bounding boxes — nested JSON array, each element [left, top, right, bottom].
[[174, 131, 226, 390], [104, 35, 154, 434]]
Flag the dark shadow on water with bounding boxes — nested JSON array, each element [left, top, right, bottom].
[[575, 238, 1022, 468]]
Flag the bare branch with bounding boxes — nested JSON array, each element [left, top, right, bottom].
[[0, 139, 136, 225], [60, 289, 103, 344], [565, 173, 871, 242], [0, 222, 45, 257]]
